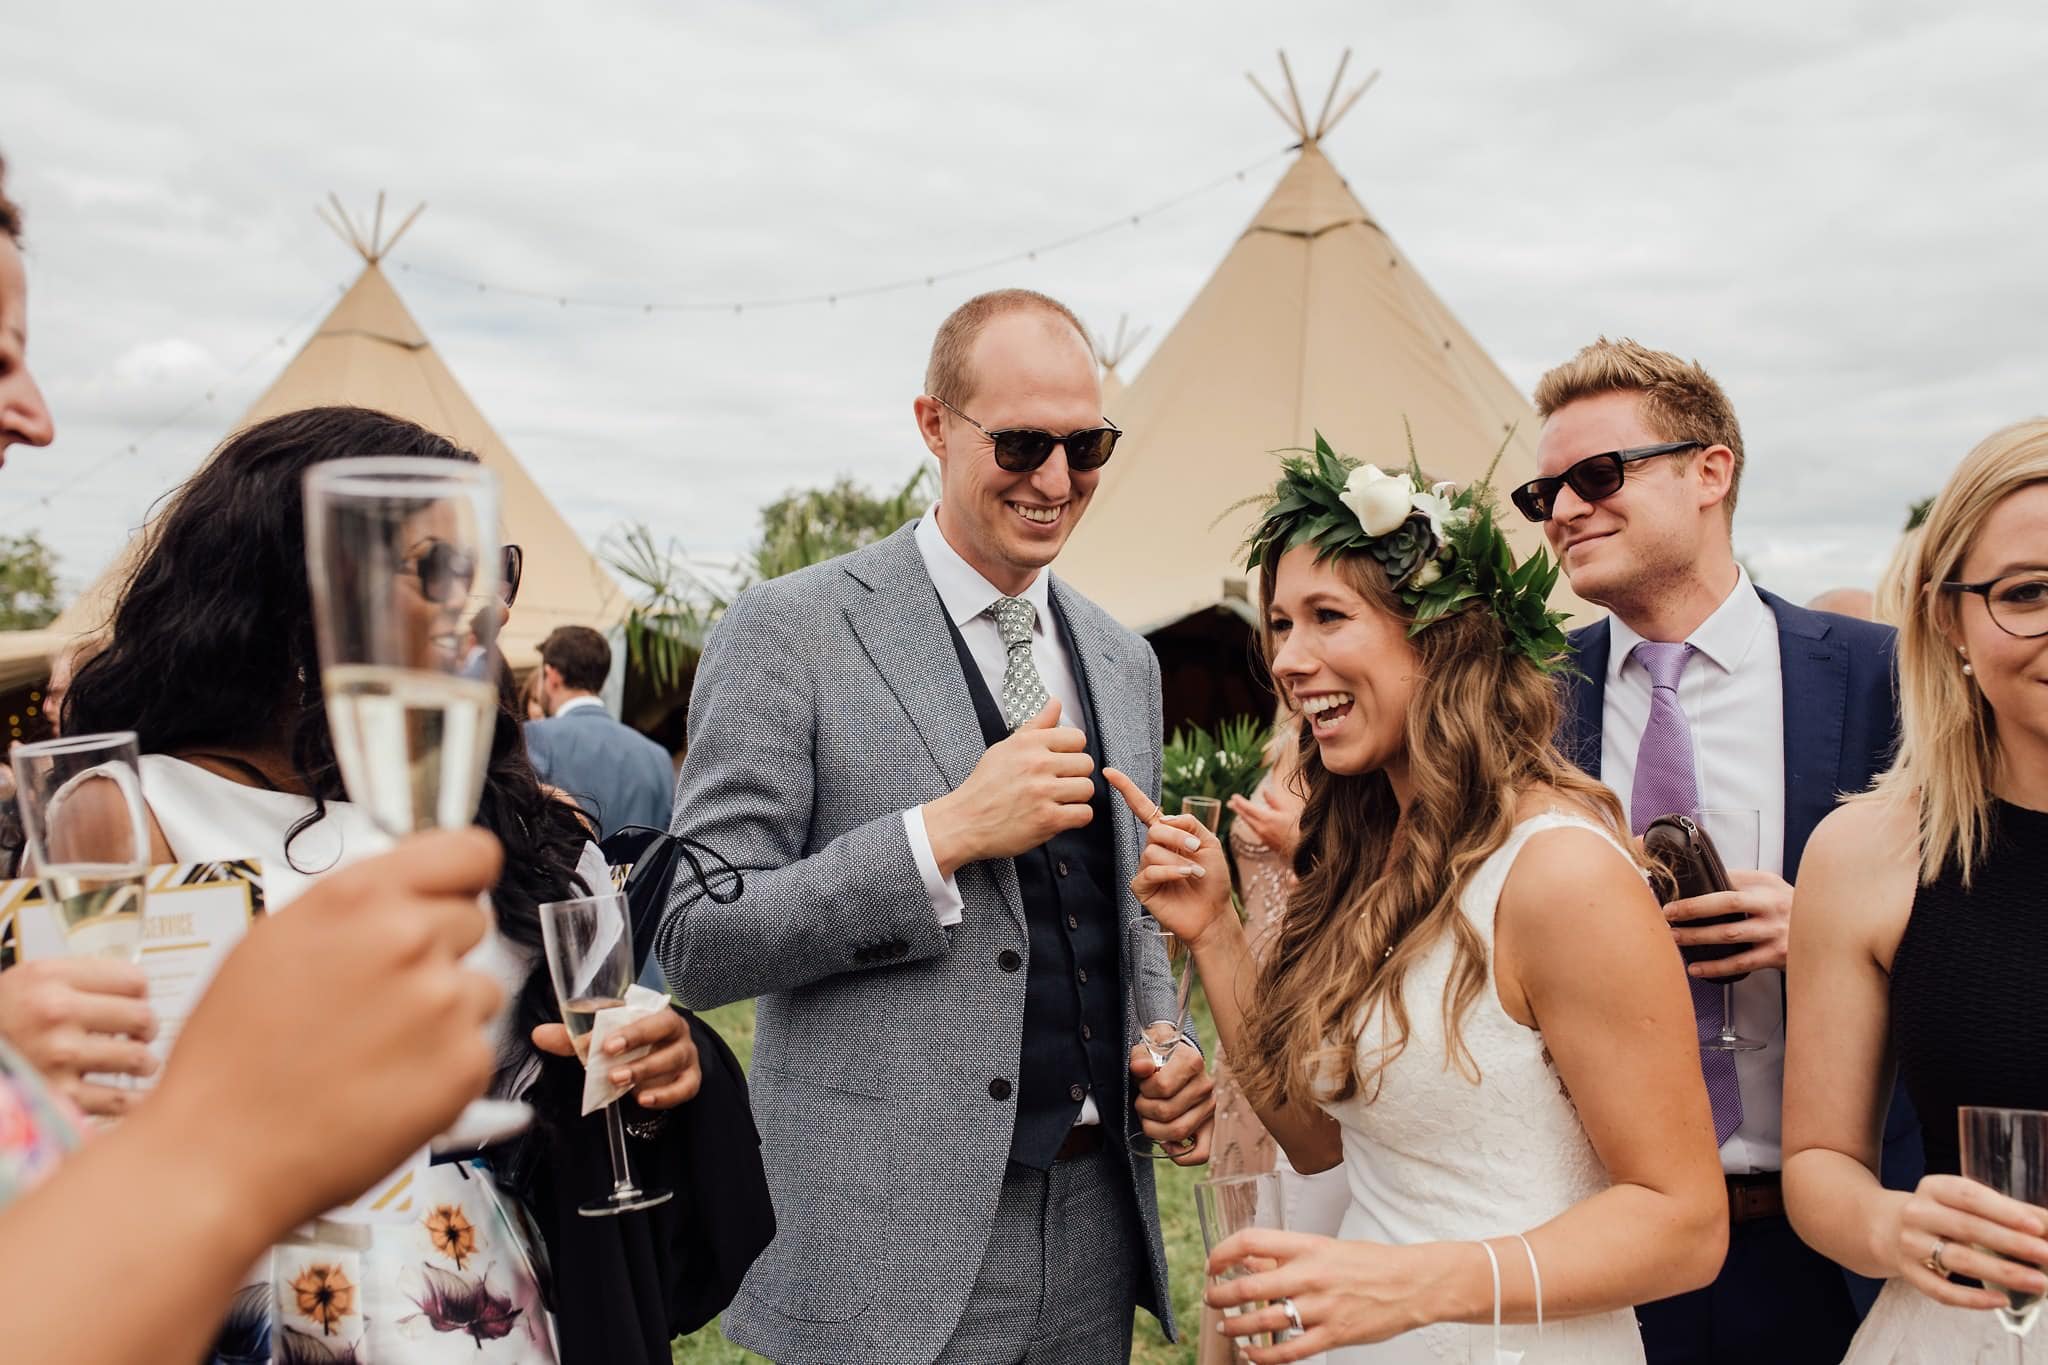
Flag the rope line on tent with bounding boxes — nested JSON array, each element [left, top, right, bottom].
[[29, 285, 347, 510], [389, 147, 1293, 315]]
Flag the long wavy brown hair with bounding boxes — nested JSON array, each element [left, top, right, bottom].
[[1235, 548, 1630, 1111]]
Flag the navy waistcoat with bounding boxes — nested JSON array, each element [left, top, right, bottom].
[[941, 605, 1126, 1169]]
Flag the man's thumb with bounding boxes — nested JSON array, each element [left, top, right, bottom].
[[1022, 697, 1061, 729]]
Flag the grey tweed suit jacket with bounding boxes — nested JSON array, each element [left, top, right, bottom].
[[657, 521, 1172, 1365]]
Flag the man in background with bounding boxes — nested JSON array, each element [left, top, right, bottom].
[[524, 624, 674, 838]]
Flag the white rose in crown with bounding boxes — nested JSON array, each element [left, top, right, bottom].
[[1339, 464, 1416, 536]]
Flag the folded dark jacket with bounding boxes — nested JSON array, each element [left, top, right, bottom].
[[500, 1010, 773, 1365]]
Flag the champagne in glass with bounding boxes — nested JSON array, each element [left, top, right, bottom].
[[1128, 915, 1196, 1157], [303, 456, 528, 1142], [1195, 1171, 1289, 1353], [10, 732, 151, 963], [1961, 1106, 2048, 1350], [540, 891, 673, 1217], [1695, 807, 1766, 1053], [1181, 795, 1223, 833]]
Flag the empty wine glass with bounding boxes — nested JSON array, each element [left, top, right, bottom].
[[10, 731, 150, 962], [539, 891, 673, 1217], [1695, 807, 1765, 1053], [1961, 1106, 2048, 1360], [1127, 915, 1195, 1158], [1181, 795, 1223, 833]]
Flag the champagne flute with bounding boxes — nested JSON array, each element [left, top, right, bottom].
[[1961, 1106, 2048, 1359], [1181, 795, 1223, 833], [1195, 1171, 1289, 1354], [539, 891, 673, 1217], [1127, 915, 1195, 1157], [10, 731, 150, 963], [1695, 807, 1765, 1053], [303, 456, 527, 1140]]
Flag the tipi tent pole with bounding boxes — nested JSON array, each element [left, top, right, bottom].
[[1312, 49, 1353, 141]]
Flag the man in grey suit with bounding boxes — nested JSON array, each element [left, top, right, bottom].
[[524, 625, 674, 839], [659, 289, 1215, 1365]]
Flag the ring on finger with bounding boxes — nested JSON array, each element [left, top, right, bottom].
[[1280, 1296, 1305, 1335], [1926, 1236, 1950, 1277]]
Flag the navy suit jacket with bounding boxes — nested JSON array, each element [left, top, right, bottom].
[[525, 705, 676, 841], [1558, 587, 1921, 1310]]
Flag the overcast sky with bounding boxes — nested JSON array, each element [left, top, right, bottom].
[[6, 1, 2046, 609]]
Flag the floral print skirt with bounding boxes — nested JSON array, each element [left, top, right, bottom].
[[211, 1159, 558, 1364]]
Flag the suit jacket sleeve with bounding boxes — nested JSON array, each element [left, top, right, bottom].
[[655, 587, 952, 1009]]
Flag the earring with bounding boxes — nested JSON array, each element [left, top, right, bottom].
[[1962, 662, 1974, 677]]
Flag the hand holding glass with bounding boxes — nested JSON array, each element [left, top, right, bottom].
[[303, 457, 527, 1141], [1195, 1171, 1291, 1354], [1962, 1106, 2048, 1357], [539, 891, 673, 1217], [1694, 807, 1765, 1053], [1128, 915, 1195, 1157]]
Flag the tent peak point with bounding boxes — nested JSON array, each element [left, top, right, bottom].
[[1246, 50, 1379, 147], [316, 191, 428, 265]]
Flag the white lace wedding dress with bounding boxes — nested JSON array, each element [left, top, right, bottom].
[[1324, 812, 1647, 1363]]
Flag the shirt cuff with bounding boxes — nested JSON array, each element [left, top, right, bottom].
[[903, 806, 964, 927]]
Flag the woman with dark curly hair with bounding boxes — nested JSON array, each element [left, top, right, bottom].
[[64, 405, 701, 1363]]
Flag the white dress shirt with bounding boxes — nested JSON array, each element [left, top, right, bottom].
[[1602, 569, 1787, 1174], [552, 694, 607, 718], [900, 505, 1097, 1125]]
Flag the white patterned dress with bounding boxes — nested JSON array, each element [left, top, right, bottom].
[[1324, 812, 1647, 1363]]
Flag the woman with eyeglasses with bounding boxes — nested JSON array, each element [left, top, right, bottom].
[[63, 405, 703, 1363], [1783, 419, 2048, 1361]]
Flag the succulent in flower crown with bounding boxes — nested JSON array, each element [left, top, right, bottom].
[[1238, 426, 1573, 671]]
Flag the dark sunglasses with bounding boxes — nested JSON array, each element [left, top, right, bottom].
[[500, 544, 524, 606], [1510, 441, 1706, 523], [398, 542, 479, 606], [929, 394, 1122, 473]]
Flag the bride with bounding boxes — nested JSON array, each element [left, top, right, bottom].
[[1106, 445, 1726, 1362]]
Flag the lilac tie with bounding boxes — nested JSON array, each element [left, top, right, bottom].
[[1629, 641, 1744, 1145]]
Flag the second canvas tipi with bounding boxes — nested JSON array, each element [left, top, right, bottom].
[[1060, 56, 1590, 632]]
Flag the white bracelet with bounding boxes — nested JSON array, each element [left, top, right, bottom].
[[1514, 1231, 1543, 1336], [1478, 1238, 1505, 1358]]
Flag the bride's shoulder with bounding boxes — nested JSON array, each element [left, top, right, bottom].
[[1496, 786, 1645, 902]]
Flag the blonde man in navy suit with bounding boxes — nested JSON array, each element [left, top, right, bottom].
[[1520, 338, 1921, 1363]]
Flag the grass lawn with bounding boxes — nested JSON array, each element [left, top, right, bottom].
[[672, 992, 1216, 1364]]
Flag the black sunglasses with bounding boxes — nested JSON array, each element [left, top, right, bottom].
[[500, 544, 524, 607], [1511, 441, 1706, 523], [929, 394, 1122, 473], [398, 542, 479, 606]]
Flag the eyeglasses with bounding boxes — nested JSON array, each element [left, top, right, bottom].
[[398, 542, 478, 606], [1939, 571, 2048, 639], [928, 394, 1122, 473], [1510, 441, 1706, 523], [500, 544, 524, 607]]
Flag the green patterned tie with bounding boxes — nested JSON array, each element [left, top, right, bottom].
[[988, 596, 1050, 730]]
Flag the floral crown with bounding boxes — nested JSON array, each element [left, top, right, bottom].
[[1240, 429, 1572, 670]]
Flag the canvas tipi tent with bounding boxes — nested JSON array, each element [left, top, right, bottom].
[[1063, 56, 1589, 638], [1096, 316, 1148, 409], [40, 199, 625, 677]]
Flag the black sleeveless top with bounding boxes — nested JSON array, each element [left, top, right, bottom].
[[1889, 799, 2048, 1178]]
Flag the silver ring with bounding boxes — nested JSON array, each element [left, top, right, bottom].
[[1280, 1296, 1305, 1334], [1926, 1236, 1950, 1277]]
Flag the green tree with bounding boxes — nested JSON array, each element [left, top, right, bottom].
[[749, 466, 936, 581], [0, 531, 62, 630]]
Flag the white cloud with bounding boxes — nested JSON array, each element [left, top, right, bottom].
[[4, 0, 2045, 605]]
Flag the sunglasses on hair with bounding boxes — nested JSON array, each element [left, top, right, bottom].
[[929, 394, 1122, 473], [398, 542, 479, 606], [1509, 441, 1705, 523], [500, 544, 524, 607]]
